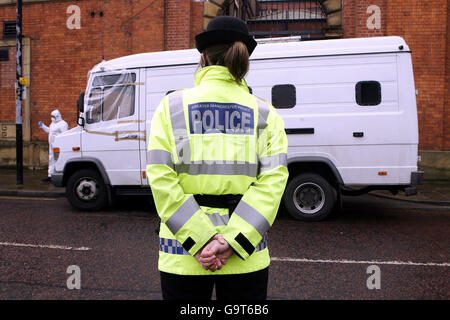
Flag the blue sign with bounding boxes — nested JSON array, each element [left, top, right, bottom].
[[188, 102, 254, 134]]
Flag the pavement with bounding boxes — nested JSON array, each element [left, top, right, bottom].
[[0, 168, 65, 198], [0, 168, 449, 206]]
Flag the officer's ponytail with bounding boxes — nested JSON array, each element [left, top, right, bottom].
[[223, 41, 249, 85], [201, 41, 249, 85]]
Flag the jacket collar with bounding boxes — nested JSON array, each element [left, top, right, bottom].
[[194, 65, 250, 92]]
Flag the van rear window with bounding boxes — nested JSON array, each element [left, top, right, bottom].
[[355, 81, 381, 106], [272, 84, 296, 109]]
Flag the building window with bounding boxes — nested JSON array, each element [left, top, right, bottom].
[[0, 49, 8, 61], [272, 84, 296, 109], [355, 81, 381, 106], [222, 0, 328, 39], [2, 21, 16, 39]]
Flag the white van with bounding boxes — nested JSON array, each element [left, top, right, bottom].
[[52, 36, 423, 221]]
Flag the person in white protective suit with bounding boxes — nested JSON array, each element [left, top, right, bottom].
[[38, 109, 68, 182]]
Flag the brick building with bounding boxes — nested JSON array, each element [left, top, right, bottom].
[[0, 0, 449, 169]]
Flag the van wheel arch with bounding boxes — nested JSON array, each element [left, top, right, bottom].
[[63, 158, 110, 187], [287, 158, 343, 187]]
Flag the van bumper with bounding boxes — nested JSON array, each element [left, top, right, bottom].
[[411, 171, 424, 185], [51, 173, 64, 187]]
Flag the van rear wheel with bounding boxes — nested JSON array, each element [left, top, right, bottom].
[[66, 169, 108, 211], [283, 173, 336, 221]]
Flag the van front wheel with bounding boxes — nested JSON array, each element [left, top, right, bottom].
[[66, 169, 108, 211], [283, 173, 336, 221]]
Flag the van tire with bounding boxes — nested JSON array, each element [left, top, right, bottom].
[[66, 169, 108, 211], [283, 173, 336, 221]]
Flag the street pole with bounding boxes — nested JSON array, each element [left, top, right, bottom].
[[15, 0, 23, 185]]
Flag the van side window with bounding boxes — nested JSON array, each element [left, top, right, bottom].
[[355, 81, 381, 106], [272, 84, 296, 109], [86, 73, 136, 124], [102, 85, 135, 121], [86, 88, 102, 124]]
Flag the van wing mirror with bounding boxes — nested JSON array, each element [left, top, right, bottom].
[[77, 91, 85, 113], [77, 115, 85, 127]]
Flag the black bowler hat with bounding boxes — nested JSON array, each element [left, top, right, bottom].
[[195, 16, 257, 56]]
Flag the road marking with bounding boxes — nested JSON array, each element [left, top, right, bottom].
[[0, 196, 57, 201], [0, 241, 91, 251], [271, 257, 450, 267]]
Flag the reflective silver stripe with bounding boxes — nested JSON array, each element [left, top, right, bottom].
[[259, 153, 287, 172], [168, 91, 191, 163], [175, 162, 258, 177], [256, 98, 270, 130], [162, 212, 230, 227], [147, 149, 174, 168], [165, 196, 200, 235], [234, 200, 271, 236], [207, 212, 230, 226]]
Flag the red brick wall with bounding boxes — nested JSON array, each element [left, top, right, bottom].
[[1, 0, 449, 151], [342, 0, 387, 38], [445, 2, 450, 150], [343, 0, 449, 151], [342, 0, 356, 38], [386, 0, 448, 151], [0, 45, 16, 122], [165, 0, 191, 50], [0, 0, 166, 141], [190, 0, 204, 48], [164, 0, 203, 50]]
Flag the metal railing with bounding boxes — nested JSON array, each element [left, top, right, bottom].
[[222, 0, 327, 39]]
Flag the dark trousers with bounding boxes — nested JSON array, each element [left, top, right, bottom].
[[160, 267, 269, 301]]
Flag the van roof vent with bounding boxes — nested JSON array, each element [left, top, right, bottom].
[[3, 21, 16, 39]]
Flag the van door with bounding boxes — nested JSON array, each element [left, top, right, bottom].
[[82, 70, 142, 186]]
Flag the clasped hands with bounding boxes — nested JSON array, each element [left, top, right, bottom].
[[194, 234, 234, 272]]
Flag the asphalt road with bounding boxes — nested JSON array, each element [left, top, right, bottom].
[[0, 194, 448, 300]]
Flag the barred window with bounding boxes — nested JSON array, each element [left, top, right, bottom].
[[272, 84, 296, 109], [355, 81, 381, 106]]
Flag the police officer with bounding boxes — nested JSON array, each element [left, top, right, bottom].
[[147, 16, 289, 300]]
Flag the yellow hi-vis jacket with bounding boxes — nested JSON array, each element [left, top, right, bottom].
[[147, 65, 289, 275]]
